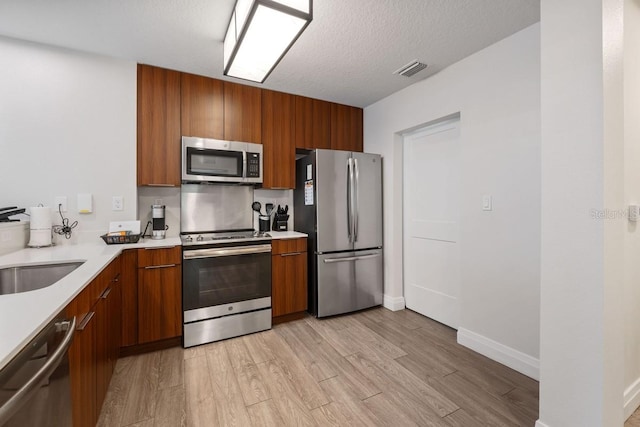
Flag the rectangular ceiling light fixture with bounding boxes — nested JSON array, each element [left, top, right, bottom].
[[223, 0, 313, 83]]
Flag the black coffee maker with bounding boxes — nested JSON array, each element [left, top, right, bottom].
[[272, 205, 289, 231]]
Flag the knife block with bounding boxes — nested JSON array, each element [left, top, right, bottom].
[[272, 214, 289, 231]]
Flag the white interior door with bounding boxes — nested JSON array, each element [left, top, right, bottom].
[[403, 119, 460, 329]]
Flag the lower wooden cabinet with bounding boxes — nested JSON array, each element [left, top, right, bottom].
[[67, 256, 121, 427], [137, 261, 182, 343], [272, 238, 308, 320]]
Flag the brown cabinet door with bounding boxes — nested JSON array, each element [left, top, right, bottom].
[[262, 89, 295, 189], [68, 309, 97, 427], [95, 294, 109, 414], [272, 238, 308, 317], [330, 103, 363, 152], [224, 81, 262, 143], [137, 64, 182, 186], [295, 96, 331, 150], [181, 73, 224, 139], [138, 264, 182, 344], [120, 249, 138, 347]]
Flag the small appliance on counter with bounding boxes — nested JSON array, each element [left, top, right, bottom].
[[272, 205, 289, 231], [152, 204, 167, 240]]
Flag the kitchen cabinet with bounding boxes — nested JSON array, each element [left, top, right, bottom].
[[181, 72, 224, 139], [120, 249, 138, 347], [137, 246, 182, 344], [295, 96, 331, 150], [137, 64, 182, 186], [331, 102, 363, 152], [262, 89, 296, 189], [272, 238, 308, 322], [224, 81, 262, 143], [67, 256, 121, 427]]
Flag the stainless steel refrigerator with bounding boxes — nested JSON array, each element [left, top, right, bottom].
[[294, 149, 383, 317]]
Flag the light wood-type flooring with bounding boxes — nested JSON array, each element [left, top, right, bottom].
[[97, 307, 540, 427]]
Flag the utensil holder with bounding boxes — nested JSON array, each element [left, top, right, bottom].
[[259, 215, 270, 232]]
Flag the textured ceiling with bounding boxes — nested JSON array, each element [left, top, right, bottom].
[[0, 0, 539, 107]]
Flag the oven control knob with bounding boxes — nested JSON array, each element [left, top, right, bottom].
[[196, 235, 204, 242], [185, 235, 193, 242]]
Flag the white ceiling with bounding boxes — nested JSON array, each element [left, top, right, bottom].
[[0, 0, 539, 107]]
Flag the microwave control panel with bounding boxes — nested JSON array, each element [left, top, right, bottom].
[[247, 153, 260, 177]]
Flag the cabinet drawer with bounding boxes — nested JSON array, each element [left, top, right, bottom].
[[271, 238, 307, 255], [137, 246, 181, 268]]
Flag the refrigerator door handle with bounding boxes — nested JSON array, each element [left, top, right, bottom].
[[354, 157, 359, 242], [323, 253, 381, 263], [347, 158, 354, 243]]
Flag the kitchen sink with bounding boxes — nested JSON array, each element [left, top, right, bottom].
[[0, 261, 84, 295]]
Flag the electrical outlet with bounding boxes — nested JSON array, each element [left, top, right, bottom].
[[112, 196, 124, 211], [54, 196, 67, 212], [482, 195, 492, 211]]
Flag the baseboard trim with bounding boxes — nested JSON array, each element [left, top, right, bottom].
[[624, 376, 640, 420], [535, 421, 550, 427], [457, 327, 539, 381], [383, 295, 405, 311]]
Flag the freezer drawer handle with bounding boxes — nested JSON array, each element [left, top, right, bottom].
[[0, 317, 76, 426], [323, 253, 381, 263]]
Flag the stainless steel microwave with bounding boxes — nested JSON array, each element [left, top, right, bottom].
[[182, 136, 263, 184]]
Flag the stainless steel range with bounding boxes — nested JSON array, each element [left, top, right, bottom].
[[181, 184, 272, 348]]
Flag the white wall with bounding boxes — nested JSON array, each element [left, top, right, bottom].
[[538, 0, 625, 425], [364, 24, 541, 374], [624, 0, 640, 419], [0, 36, 136, 243]]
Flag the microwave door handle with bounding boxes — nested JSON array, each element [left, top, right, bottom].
[[242, 151, 247, 179]]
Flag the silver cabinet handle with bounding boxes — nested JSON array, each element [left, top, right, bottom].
[[0, 317, 76, 426], [76, 312, 95, 331], [183, 244, 271, 259], [112, 273, 120, 283], [144, 264, 177, 269], [101, 287, 112, 299], [280, 252, 302, 257], [323, 253, 381, 263], [146, 184, 175, 187], [143, 246, 176, 250]]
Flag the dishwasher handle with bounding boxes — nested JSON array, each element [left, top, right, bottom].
[[0, 316, 76, 425]]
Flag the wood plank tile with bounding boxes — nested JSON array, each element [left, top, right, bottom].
[[184, 355, 217, 426], [246, 399, 287, 427], [158, 346, 184, 390], [257, 359, 317, 426], [242, 329, 277, 364], [317, 375, 382, 426], [274, 321, 338, 382], [153, 385, 186, 427], [97, 356, 135, 427], [225, 337, 270, 406], [361, 392, 421, 427], [443, 408, 483, 427], [120, 351, 161, 426], [205, 342, 253, 427]]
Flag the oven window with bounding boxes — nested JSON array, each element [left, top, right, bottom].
[[187, 147, 243, 177], [183, 252, 271, 311]]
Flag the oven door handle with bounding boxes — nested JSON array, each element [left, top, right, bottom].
[[183, 244, 272, 259]]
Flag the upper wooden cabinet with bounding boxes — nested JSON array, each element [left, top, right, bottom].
[[331, 103, 363, 152], [137, 64, 182, 186], [262, 89, 295, 189], [181, 72, 224, 139], [224, 81, 262, 143], [294, 96, 331, 150]]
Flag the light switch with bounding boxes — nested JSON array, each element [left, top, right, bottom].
[[482, 195, 492, 211]]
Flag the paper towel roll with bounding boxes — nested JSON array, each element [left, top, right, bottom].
[[28, 206, 52, 247], [29, 206, 52, 230]]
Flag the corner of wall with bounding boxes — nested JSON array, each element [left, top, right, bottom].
[[383, 294, 405, 311]]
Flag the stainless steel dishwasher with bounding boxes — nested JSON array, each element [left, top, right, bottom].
[[0, 313, 76, 427]]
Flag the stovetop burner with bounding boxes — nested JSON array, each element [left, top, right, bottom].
[[181, 230, 271, 246]]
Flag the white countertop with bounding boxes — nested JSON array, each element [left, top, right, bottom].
[[269, 231, 308, 239], [0, 237, 181, 370]]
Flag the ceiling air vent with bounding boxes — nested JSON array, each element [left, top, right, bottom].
[[393, 60, 428, 77]]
